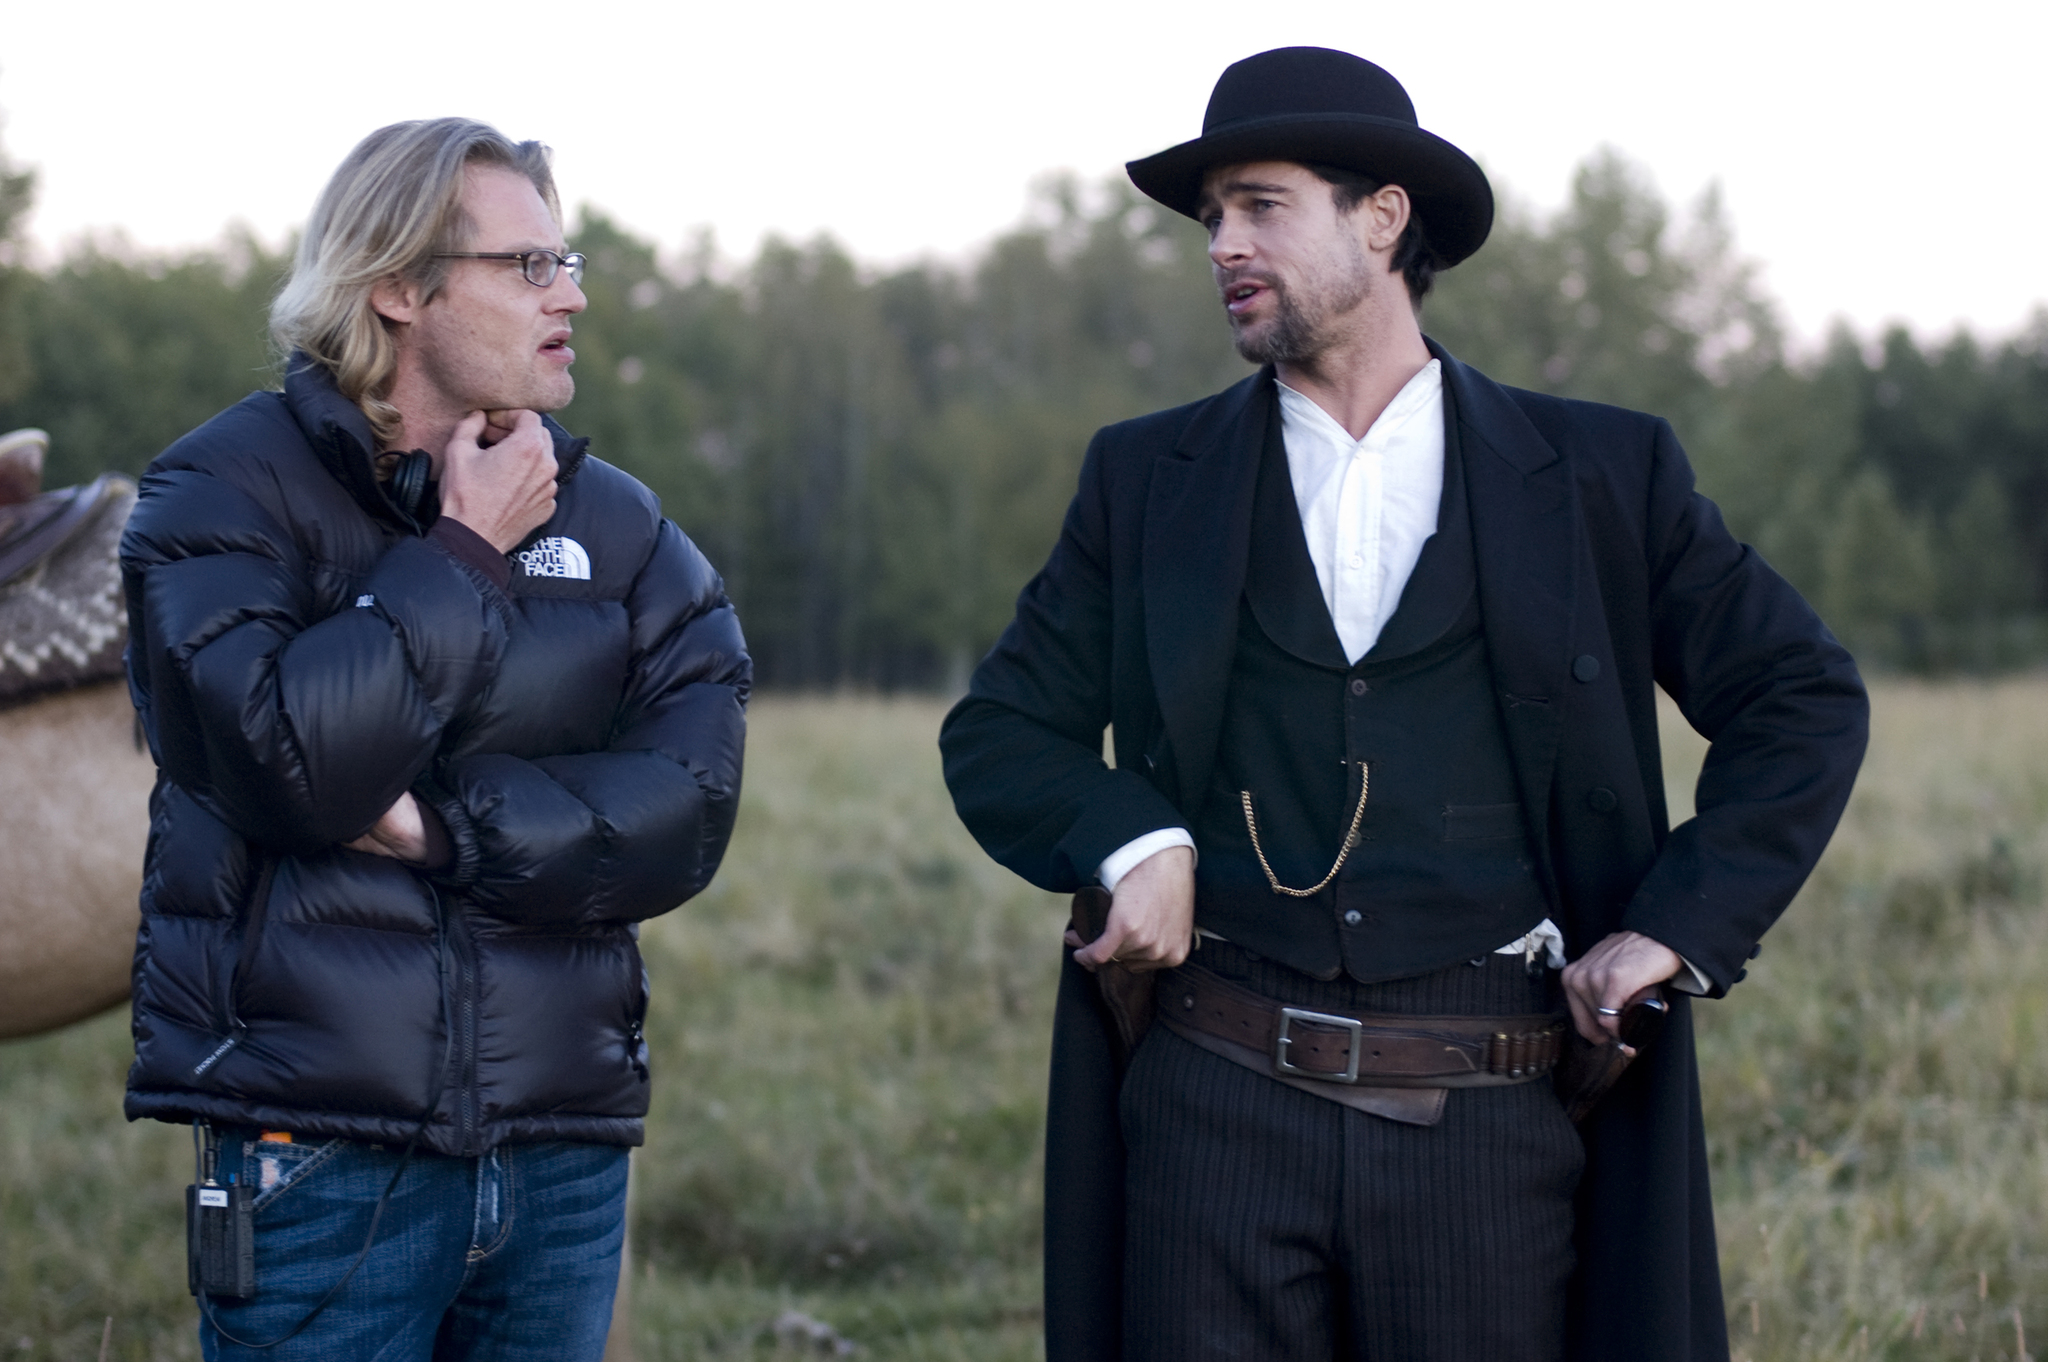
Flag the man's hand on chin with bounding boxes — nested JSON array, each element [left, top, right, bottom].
[[1067, 846, 1196, 972], [480, 409, 523, 446], [1562, 930, 1683, 1048], [440, 409, 558, 553]]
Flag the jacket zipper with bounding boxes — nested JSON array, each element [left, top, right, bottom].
[[629, 957, 650, 1082], [196, 856, 279, 1080], [445, 908, 480, 1155]]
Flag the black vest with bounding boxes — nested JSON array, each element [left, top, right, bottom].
[[1191, 393, 1550, 983]]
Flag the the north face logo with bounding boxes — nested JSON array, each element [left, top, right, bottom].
[[514, 537, 591, 580]]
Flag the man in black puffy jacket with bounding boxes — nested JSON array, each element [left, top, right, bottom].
[[120, 119, 749, 1360]]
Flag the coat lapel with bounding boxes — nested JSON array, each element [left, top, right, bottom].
[[1143, 371, 1272, 812], [1435, 343, 1579, 901]]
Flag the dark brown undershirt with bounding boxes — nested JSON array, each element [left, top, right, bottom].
[[427, 516, 511, 591]]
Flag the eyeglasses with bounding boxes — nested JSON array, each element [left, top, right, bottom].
[[432, 249, 586, 288]]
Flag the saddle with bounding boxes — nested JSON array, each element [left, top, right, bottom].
[[0, 429, 137, 708]]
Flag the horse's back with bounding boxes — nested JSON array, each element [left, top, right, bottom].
[[0, 679, 151, 1038], [0, 437, 149, 1041]]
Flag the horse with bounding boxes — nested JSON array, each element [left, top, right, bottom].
[[0, 428, 151, 1041]]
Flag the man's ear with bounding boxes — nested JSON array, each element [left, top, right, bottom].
[[370, 275, 422, 326], [1363, 185, 1413, 256]]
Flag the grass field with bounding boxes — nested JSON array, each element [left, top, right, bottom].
[[5, 683, 2048, 1360]]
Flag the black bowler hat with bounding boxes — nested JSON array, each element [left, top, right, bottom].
[[1126, 47, 1494, 267]]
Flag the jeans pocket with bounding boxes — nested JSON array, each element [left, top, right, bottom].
[[247, 1137, 343, 1213]]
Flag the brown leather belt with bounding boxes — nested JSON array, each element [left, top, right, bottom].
[[1157, 962, 1568, 1090]]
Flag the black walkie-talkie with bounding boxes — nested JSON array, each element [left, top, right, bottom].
[[187, 1123, 255, 1298]]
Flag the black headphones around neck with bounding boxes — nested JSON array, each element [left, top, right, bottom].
[[388, 450, 432, 519]]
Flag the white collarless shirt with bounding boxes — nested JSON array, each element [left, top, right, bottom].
[[1278, 360, 1445, 665]]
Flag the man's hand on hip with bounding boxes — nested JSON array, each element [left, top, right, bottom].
[[439, 409, 558, 554], [345, 792, 452, 870], [1562, 930, 1683, 1047], [1068, 846, 1195, 972]]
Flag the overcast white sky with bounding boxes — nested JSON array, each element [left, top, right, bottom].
[[5, 0, 2043, 348]]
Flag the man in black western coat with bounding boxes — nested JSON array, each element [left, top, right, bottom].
[[940, 46, 1867, 1362]]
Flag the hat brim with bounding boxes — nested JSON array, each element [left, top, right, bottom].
[[1126, 113, 1494, 267]]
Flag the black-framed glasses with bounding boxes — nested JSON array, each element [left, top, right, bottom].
[[432, 249, 586, 288]]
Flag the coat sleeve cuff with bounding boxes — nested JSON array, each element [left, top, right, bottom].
[[1049, 770, 1193, 891], [414, 774, 482, 889], [1097, 828, 1196, 892]]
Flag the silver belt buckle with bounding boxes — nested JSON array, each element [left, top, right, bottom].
[[1274, 1007, 1363, 1083]]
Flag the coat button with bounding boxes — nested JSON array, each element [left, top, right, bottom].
[[1343, 909, 1363, 926], [1572, 655, 1601, 683], [1349, 678, 1369, 697], [1748, 943, 1762, 960], [1734, 967, 1748, 983], [1587, 787, 1618, 813]]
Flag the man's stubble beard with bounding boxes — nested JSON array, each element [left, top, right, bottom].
[[1229, 281, 1322, 367], [418, 330, 573, 419], [1225, 231, 1375, 369]]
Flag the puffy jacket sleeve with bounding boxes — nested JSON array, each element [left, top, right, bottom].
[[123, 467, 508, 855], [426, 519, 750, 925]]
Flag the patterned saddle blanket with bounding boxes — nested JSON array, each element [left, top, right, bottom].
[[0, 473, 136, 707]]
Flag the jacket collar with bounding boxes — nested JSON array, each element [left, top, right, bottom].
[[1143, 368, 1272, 809], [282, 352, 592, 536], [1433, 339, 1577, 897], [1242, 400, 1348, 670]]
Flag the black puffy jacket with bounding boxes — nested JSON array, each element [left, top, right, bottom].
[[120, 357, 749, 1153]]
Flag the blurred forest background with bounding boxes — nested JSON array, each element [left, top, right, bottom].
[[2, 138, 2044, 683]]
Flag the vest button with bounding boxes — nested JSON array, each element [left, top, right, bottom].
[[1587, 787, 1618, 813], [1349, 678, 1369, 697], [1343, 909, 1363, 926], [1572, 655, 1601, 683], [1749, 943, 1762, 960]]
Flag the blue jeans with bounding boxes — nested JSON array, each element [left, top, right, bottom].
[[199, 1129, 628, 1362]]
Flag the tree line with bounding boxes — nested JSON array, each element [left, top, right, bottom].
[[4, 143, 2044, 683]]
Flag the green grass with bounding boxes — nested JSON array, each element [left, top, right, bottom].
[[6, 686, 2048, 1359], [1688, 682, 2048, 1362], [622, 699, 1055, 1360]]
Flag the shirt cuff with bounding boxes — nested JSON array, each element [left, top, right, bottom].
[[428, 517, 512, 591], [1097, 828, 1196, 894], [1668, 954, 1711, 996]]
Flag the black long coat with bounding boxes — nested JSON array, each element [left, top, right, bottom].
[[940, 346, 1868, 1361]]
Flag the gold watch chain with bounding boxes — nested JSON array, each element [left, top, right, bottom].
[[1240, 761, 1370, 898]]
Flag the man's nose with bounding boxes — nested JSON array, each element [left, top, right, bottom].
[[550, 274, 588, 315], [1208, 212, 1251, 268]]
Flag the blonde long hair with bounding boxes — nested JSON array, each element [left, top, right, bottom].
[[270, 119, 559, 446]]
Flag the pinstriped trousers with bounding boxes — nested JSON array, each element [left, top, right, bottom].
[[1118, 943, 1583, 1362]]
